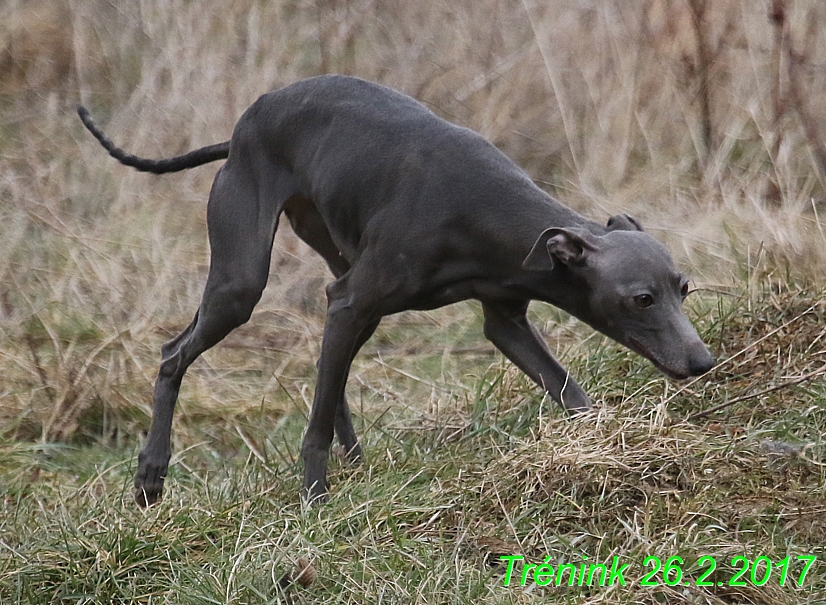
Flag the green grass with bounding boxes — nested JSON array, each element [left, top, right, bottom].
[[2, 286, 826, 605]]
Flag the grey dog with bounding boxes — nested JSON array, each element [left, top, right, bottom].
[[78, 75, 714, 505]]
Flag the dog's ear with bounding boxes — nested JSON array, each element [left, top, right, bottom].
[[522, 228, 597, 271], [606, 214, 644, 232]]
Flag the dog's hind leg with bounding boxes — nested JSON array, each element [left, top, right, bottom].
[[284, 196, 373, 463], [300, 269, 381, 504], [135, 161, 288, 507]]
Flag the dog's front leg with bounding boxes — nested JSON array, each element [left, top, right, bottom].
[[301, 279, 375, 504], [481, 300, 592, 413]]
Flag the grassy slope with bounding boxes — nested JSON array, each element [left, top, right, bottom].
[[2, 0, 826, 603], [2, 288, 826, 604]]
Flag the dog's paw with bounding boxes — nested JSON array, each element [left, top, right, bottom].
[[301, 467, 330, 506], [134, 485, 162, 508], [346, 442, 363, 465], [301, 442, 331, 505], [134, 450, 169, 507], [301, 483, 330, 507], [333, 442, 363, 465]]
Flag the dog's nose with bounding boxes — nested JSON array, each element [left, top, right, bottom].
[[688, 349, 715, 376]]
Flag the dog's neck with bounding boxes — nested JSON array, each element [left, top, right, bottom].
[[484, 186, 606, 313]]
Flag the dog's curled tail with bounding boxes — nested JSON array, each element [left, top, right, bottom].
[[77, 106, 230, 174]]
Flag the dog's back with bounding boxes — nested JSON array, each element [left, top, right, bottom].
[[236, 75, 586, 254]]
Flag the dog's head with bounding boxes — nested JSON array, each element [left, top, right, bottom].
[[522, 216, 714, 380]]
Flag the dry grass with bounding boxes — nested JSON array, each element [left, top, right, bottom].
[[1, 0, 826, 603]]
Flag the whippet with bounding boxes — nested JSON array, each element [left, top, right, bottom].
[[78, 75, 714, 505]]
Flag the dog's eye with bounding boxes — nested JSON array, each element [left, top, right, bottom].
[[680, 281, 690, 299], [633, 294, 654, 308]]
